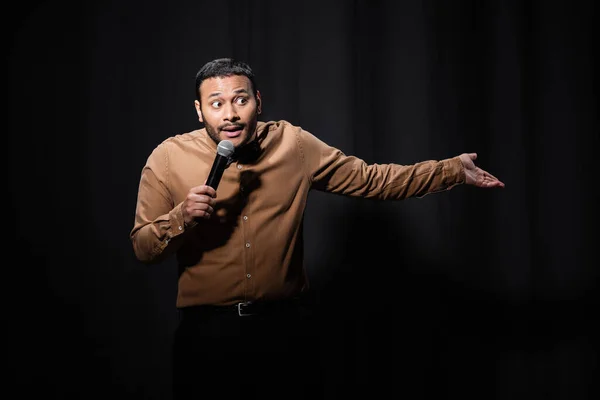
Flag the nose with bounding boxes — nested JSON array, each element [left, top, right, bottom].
[[224, 103, 240, 122]]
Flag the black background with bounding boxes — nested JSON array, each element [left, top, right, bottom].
[[7, 1, 598, 399]]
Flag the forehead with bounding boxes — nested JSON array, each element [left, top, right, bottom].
[[199, 75, 253, 98]]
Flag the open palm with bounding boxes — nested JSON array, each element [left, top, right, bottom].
[[459, 153, 505, 188]]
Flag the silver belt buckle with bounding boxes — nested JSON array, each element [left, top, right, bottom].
[[237, 301, 254, 316]]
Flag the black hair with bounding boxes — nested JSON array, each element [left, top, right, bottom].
[[195, 58, 258, 101]]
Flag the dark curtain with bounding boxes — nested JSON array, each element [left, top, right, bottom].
[[8, 0, 598, 399]]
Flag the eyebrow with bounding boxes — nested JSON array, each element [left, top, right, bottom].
[[207, 88, 249, 99]]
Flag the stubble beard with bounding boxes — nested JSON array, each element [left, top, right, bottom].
[[203, 111, 258, 151]]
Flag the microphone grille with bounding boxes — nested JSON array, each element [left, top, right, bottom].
[[217, 140, 235, 157]]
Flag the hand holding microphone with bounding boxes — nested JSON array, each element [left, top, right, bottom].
[[182, 140, 234, 225]]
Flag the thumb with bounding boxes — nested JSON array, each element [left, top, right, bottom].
[[469, 153, 477, 161]]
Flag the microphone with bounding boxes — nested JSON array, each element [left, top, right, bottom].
[[206, 140, 235, 190]]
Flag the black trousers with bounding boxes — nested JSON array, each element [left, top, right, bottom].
[[172, 299, 324, 400]]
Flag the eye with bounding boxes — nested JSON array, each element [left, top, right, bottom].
[[235, 97, 248, 105], [211, 101, 221, 108]]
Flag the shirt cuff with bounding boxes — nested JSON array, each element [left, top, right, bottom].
[[169, 203, 189, 236], [442, 156, 466, 188]]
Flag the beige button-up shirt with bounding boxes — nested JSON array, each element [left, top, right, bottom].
[[130, 120, 465, 307]]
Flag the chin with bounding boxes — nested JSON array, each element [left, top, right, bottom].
[[225, 133, 249, 147]]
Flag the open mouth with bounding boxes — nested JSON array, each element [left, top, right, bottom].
[[221, 125, 244, 138]]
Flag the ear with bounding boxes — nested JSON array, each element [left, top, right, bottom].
[[194, 100, 204, 123], [256, 90, 262, 114]]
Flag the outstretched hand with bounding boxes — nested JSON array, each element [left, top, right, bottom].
[[459, 153, 505, 188]]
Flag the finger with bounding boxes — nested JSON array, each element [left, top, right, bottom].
[[487, 173, 504, 186], [189, 185, 205, 194], [191, 194, 216, 206], [190, 204, 214, 218], [481, 169, 500, 181], [201, 205, 215, 217], [483, 174, 505, 188], [203, 185, 217, 198], [469, 152, 477, 161], [190, 185, 217, 197], [194, 196, 216, 212], [186, 192, 213, 205], [487, 181, 505, 188]]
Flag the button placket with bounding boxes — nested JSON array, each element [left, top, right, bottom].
[[237, 162, 254, 298]]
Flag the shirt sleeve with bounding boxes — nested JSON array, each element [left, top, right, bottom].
[[297, 129, 466, 200], [130, 142, 188, 263]]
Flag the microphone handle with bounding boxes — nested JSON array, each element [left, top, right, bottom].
[[206, 154, 230, 189]]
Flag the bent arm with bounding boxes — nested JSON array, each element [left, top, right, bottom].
[[130, 145, 187, 264]]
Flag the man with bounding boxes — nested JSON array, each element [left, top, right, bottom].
[[130, 58, 504, 399]]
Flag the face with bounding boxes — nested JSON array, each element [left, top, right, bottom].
[[195, 75, 262, 148]]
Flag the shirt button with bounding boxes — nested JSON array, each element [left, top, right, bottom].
[[243, 216, 248, 221], [237, 164, 243, 170], [246, 274, 251, 279], [245, 242, 251, 248]]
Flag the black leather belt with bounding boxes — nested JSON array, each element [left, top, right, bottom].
[[180, 298, 302, 318]]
